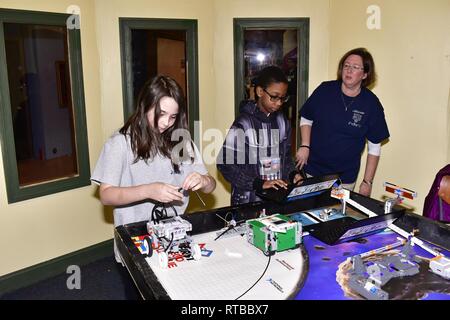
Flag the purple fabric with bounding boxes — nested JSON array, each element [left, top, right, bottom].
[[423, 164, 450, 221]]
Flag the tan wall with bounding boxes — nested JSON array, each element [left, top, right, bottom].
[[0, 0, 108, 276], [329, 0, 450, 214]]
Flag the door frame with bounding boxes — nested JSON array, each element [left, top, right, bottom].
[[119, 18, 199, 135], [233, 18, 310, 150]]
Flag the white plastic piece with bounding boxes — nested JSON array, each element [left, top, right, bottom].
[[364, 281, 377, 292], [151, 233, 159, 248], [192, 244, 202, 261], [141, 237, 150, 255], [158, 252, 169, 269], [429, 256, 450, 280], [153, 216, 192, 241]]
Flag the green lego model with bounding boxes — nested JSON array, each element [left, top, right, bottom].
[[245, 214, 302, 256]]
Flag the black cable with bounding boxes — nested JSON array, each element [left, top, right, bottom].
[[214, 225, 234, 241], [151, 202, 166, 223], [172, 205, 178, 217], [214, 218, 246, 241], [235, 254, 272, 300], [151, 203, 178, 223], [164, 233, 174, 253]]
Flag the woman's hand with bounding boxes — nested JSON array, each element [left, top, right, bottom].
[[296, 147, 310, 169], [293, 174, 303, 184], [262, 179, 288, 190], [358, 181, 372, 197]]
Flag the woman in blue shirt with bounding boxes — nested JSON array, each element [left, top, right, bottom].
[[296, 48, 389, 196]]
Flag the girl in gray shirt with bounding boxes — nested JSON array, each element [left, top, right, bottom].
[[91, 75, 216, 262]]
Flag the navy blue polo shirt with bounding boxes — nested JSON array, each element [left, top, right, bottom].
[[300, 80, 390, 183]]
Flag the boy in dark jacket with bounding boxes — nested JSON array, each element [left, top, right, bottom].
[[217, 66, 298, 205]]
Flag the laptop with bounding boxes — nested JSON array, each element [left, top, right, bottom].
[[256, 174, 340, 204], [307, 210, 405, 245]]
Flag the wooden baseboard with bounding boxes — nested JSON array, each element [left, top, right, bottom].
[[0, 239, 113, 296]]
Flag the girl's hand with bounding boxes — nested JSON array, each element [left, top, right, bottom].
[[182, 172, 207, 191], [148, 183, 183, 203]]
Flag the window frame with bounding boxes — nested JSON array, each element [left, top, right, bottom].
[[233, 18, 310, 150], [0, 8, 90, 203], [119, 18, 199, 135]]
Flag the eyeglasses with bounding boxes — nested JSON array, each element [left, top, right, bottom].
[[263, 88, 289, 103], [343, 63, 364, 72]]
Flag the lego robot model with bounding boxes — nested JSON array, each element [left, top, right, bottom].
[[331, 185, 450, 281], [348, 238, 421, 300], [382, 183, 450, 280], [245, 214, 302, 256], [143, 216, 202, 268]]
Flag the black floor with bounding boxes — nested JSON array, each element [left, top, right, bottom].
[[0, 256, 142, 300]]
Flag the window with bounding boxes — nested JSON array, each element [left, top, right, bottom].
[[0, 9, 90, 203], [119, 18, 199, 134], [234, 18, 310, 152]]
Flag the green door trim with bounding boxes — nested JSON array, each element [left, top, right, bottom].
[[0, 8, 90, 203], [233, 18, 310, 149]]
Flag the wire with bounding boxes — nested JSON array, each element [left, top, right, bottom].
[[235, 253, 272, 300], [215, 211, 234, 228], [151, 203, 178, 223], [214, 224, 234, 241], [194, 190, 206, 207], [164, 233, 174, 253]]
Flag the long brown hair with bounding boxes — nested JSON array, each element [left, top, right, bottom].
[[120, 75, 191, 173], [337, 48, 377, 89]]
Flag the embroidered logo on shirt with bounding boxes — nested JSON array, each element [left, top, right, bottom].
[[348, 110, 365, 128]]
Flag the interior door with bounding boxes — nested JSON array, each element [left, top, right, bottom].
[[157, 37, 186, 95]]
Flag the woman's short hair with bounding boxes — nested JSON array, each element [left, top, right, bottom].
[[337, 48, 377, 88]]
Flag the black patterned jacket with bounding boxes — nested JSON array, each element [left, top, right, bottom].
[[217, 100, 295, 205]]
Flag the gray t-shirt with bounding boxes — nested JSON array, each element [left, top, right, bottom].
[[91, 131, 208, 262]]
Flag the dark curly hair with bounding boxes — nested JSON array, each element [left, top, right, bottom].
[[253, 65, 289, 101]]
